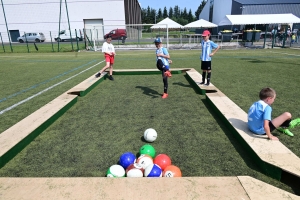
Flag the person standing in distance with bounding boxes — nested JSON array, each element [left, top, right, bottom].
[[154, 37, 172, 99], [95, 35, 115, 80], [199, 30, 220, 86]]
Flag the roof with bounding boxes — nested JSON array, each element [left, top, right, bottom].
[[184, 19, 218, 28], [218, 13, 300, 25], [234, 0, 300, 4], [150, 17, 182, 29]]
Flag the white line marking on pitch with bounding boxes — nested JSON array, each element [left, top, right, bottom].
[[269, 51, 300, 57], [0, 60, 105, 115]]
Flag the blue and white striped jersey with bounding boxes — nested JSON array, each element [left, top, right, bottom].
[[156, 47, 169, 66], [200, 40, 218, 61]]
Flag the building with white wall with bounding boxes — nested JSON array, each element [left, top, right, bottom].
[[199, 0, 300, 34], [0, 0, 141, 42]]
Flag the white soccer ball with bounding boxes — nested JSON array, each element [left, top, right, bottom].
[[144, 128, 157, 142]]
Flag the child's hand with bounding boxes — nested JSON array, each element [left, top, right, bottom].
[[168, 60, 172, 64], [269, 136, 279, 141]]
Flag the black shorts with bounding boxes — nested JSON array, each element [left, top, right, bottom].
[[201, 61, 211, 70], [269, 121, 276, 132]]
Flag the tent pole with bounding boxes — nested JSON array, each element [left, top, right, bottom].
[[263, 24, 267, 49], [166, 24, 169, 48]]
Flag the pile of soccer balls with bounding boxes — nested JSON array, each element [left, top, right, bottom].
[[106, 128, 182, 178]]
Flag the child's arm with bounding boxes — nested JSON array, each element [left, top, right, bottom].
[[264, 120, 278, 140], [157, 48, 170, 59], [210, 45, 220, 57]]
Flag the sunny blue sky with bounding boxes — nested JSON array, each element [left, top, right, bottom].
[[138, 0, 205, 16]]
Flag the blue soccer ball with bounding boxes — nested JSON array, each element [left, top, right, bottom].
[[119, 152, 136, 169]]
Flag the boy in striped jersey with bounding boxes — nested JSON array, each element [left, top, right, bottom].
[[199, 30, 220, 86], [154, 37, 172, 99]]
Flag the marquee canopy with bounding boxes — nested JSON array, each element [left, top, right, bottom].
[[218, 13, 300, 26], [184, 19, 218, 28], [151, 17, 182, 29]]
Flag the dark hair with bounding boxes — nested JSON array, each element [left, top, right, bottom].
[[259, 87, 276, 100], [106, 34, 112, 39]]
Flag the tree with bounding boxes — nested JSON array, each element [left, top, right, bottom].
[[150, 8, 156, 24], [195, 0, 207, 20], [182, 7, 188, 20], [157, 8, 162, 20], [169, 7, 173, 19], [163, 6, 168, 18], [188, 9, 195, 23], [173, 5, 180, 19]]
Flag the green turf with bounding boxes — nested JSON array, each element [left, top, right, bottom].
[[0, 73, 295, 193], [0, 49, 299, 194]]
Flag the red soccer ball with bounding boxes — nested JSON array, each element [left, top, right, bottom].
[[153, 154, 171, 171]]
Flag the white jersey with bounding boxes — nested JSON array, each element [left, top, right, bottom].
[[102, 42, 115, 53]]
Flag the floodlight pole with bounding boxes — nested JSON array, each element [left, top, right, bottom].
[[65, 0, 74, 51], [58, 0, 62, 52], [1, 0, 13, 52]]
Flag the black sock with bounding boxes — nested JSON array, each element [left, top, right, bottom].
[[202, 72, 206, 82], [163, 76, 168, 93], [207, 72, 211, 84], [280, 119, 291, 128]]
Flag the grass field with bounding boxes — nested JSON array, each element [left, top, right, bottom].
[[0, 48, 300, 194]]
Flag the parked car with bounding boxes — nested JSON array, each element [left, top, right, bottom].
[[54, 29, 83, 42], [17, 32, 46, 43], [104, 29, 127, 43]]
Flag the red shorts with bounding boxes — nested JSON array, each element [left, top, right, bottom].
[[104, 54, 114, 64]]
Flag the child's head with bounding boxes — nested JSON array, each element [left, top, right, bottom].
[[259, 87, 276, 105], [154, 37, 162, 48], [202, 30, 210, 41], [106, 35, 112, 43]]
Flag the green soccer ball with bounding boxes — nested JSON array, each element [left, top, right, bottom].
[[140, 144, 156, 158]]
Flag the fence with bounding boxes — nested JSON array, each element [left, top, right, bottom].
[[1, 24, 299, 53]]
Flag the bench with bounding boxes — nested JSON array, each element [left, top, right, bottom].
[[67, 72, 107, 96], [206, 89, 300, 181], [186, 68, 218, 95], [0, 93, 78, 168], [0, 176, 298, 199], [0, 73, 107, 168], [185, 68, 300, 181]]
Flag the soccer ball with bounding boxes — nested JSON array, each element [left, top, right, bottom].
[[126, 163, 144, 177], [144, 164, 162, 177], [106, 164, 125, 177], [144, 128, 157, 142]]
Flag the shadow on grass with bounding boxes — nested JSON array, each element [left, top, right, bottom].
[[200, 98, 263, 173], [240, 58, 266, 63], [172, 82, 192, 88], [135, 86, 161, 98]]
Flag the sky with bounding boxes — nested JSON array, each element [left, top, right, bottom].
[[138, 0, 204, 16]]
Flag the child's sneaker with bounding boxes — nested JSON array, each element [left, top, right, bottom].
[[277, 127, 294, 137], [289, 118, 300, 129], [164, 71, 172, 77], [109, 75, 114, 81], [95, 72, 101, 78], [162, 93, 168, 99], [199, 82, 205, 85]]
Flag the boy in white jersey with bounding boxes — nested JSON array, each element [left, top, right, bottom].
[[95, 35, 115, 80], [199, 30, 220, 86], [154, 37, 172, 99], [247, 87, 293, 140]]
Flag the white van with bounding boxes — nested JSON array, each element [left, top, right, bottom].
[[54, 29, 83, 42]]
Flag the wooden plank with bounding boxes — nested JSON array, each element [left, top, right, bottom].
[[206, 91, 300, 178], [0, 93, 78, 167]]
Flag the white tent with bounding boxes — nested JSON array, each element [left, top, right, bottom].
[[184, 19, 217, 28], [151, 17, 183, 29], [218, 13, 300, 26]]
